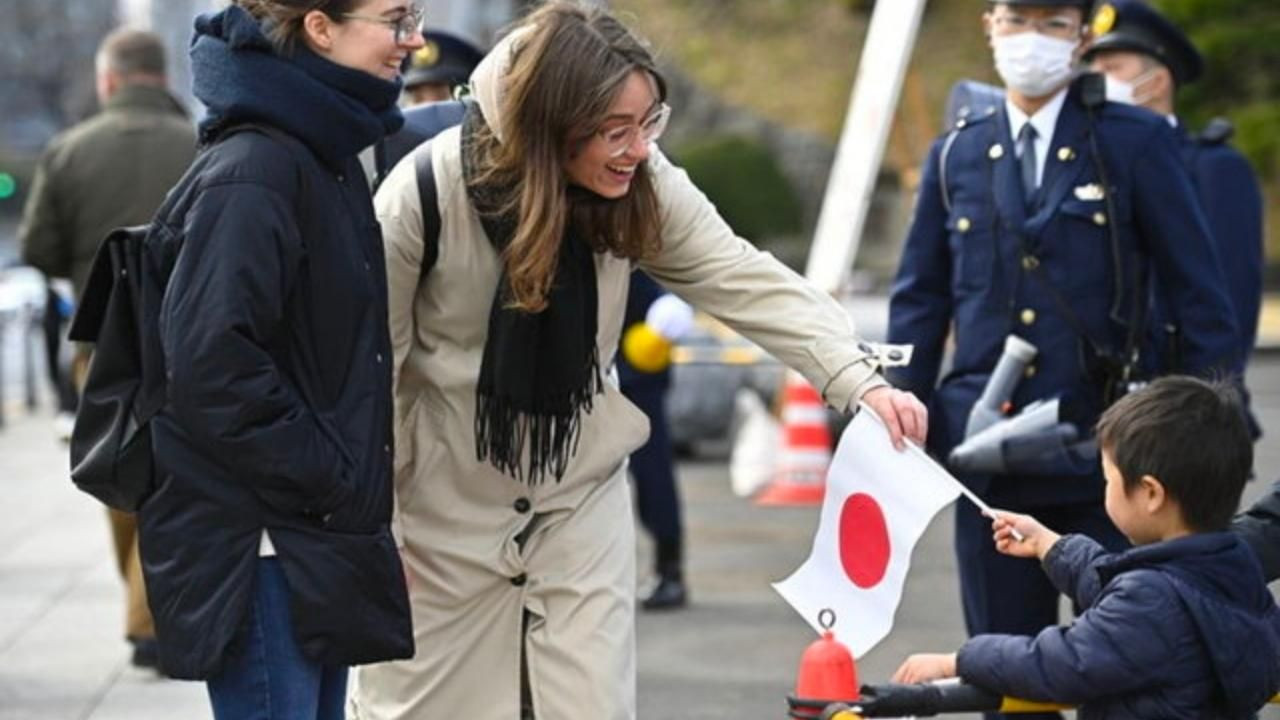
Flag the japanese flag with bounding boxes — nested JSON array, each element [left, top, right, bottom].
[[774, 405, 962, 657]]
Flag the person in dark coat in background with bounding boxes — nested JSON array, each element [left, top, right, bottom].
[[1084, 0, 1265, 435], [618, 270, 695, 609], [1234, 482, 1280, 583], [894, 377, 1280, 720], [19, 28, 196, 670], [141, 1, 423, 717]]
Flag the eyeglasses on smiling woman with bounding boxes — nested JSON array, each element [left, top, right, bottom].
[[342, 3, 424, 46], [598, 103, 672, 158]]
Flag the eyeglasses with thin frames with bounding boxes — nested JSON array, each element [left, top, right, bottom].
[[342, 4, 424, 46], [991, 12, 1082, 39], [598, 103, 672, 158]]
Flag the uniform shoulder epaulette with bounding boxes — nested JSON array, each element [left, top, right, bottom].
[[1196, 116, 1235, 145], [950, 104, 997, 131]]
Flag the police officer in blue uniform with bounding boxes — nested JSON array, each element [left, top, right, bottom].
[[1084, 0, 1264, 431], [619, 271, 691, 610], [888, 2, 1239, 717]]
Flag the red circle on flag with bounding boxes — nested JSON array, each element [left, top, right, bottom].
[[838, 493, 891, 589]]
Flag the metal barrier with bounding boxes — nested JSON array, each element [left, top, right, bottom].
[[790, 682, 1280, 718], [0, 265, 49, 429]]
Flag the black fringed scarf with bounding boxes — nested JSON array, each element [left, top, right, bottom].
[[460, 105, 604, 484]]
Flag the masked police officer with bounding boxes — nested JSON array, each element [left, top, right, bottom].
[[888, 3, 1239, 717], [1084, 0, 1264, 432]]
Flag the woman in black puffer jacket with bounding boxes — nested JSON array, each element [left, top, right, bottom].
[[140, 2, 423, 717]]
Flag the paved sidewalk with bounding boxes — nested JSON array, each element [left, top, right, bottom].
[[0, 412, 211, 720]]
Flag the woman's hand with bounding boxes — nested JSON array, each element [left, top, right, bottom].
[[891, 652, 957, 684], [862, 386, 928, 450], [992, 511, 1060, 560]]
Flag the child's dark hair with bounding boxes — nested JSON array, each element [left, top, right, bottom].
[[1096, 376, 1250, 531]]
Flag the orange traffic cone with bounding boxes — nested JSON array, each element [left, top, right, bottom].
[[756, 371, 831, 506], [787, 609, 860, 719]]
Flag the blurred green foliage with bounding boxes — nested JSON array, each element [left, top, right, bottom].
[[673, 135, 804, 242], [1154, 0, 1280, 179]]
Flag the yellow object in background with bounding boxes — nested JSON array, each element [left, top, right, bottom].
[[622, 323, 673, 373]]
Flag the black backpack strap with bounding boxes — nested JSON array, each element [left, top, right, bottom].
[[415, 141, 440, 276]]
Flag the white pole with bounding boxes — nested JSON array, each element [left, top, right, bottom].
[[803, 0, 928, 294]]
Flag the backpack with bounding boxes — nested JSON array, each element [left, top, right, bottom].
[[66, 123, 298, 511], [67, 224, 164, 511], [374, 99, 468, 277]]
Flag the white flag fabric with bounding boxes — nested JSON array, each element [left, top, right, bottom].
[[774, 405, 962, 657]]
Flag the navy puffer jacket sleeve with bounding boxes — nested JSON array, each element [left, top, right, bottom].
[[1234, 480, 1280, 582], [1041, 534, 1110, 609], [957, 563, 1178, 704]]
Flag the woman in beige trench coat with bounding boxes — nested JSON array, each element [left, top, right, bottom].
[[353, 4, 928, 719]]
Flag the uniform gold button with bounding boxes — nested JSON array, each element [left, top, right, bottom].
[[1020, 309, 1037, 326], [957, 217, 972, 233], [1057, 146, 1076, 162], [988, 144, 1005, 160], [1021, 255, 1040, 270], [1024, 364, 1037, 379], [1093, 212, 1107, 226]]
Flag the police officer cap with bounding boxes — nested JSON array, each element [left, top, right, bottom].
[[1084, 1, 1203, 85], [404, 31, 484, 90], [987, 0, 1096, 14]]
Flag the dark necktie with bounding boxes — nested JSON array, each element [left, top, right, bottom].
[[1018, 123, 1039, 208]]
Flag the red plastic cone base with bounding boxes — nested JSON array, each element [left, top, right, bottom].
[[754, 480, 825, 506]]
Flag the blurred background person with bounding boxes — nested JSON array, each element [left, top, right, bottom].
[[17, 27, 195, 670], [402, 29, 484, 106], [1084, 0, 1264, 435], [41, 280, 77, 439], [618, 271, 695, 610], [374, 28, 484, 184]]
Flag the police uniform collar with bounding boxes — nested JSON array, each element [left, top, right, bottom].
[[1004, 86, 1068, 148]]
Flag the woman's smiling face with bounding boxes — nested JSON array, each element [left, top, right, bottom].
[[309, 0, 425, 81], [563, 70, 662, 200]]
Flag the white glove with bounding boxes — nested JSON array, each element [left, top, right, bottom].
[[645, 294, 695, 341]]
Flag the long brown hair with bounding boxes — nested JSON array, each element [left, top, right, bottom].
[[233, 0, 364, 54], [472, 2, 667, 312]]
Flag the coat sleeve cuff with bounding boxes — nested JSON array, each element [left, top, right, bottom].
[[1041, 533, 1106, 605], [820, 341, 913, 410]]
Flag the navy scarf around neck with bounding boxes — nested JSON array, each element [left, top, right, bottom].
[[190, 5, 404, 166]]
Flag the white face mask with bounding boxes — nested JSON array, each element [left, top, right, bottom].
[[993, 32, 1079, 98], [1104, 70, 1157, 107]]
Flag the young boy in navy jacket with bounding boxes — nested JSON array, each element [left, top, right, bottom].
[[895, 376, 1280, 719]]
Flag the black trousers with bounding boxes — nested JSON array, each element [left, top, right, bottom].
[[621, 380, 682, 546]]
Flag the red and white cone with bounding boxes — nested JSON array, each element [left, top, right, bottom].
[[755, 371, 831, 506]]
